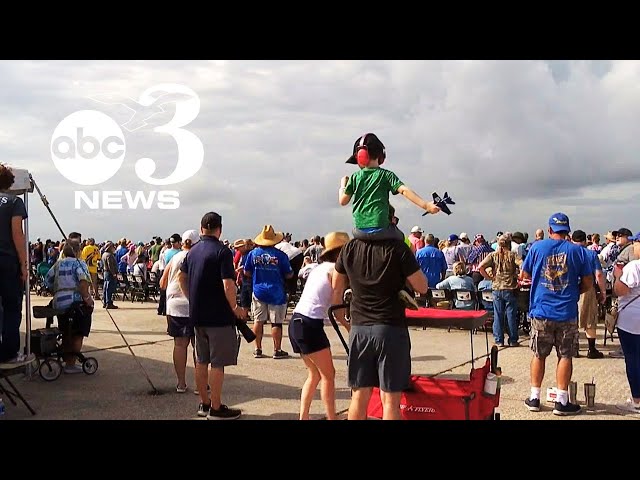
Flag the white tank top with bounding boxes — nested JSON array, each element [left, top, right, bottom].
[[166, 250, 189, 318], [293, 261, 335, 320]]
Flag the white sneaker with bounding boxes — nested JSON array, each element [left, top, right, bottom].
[[63, 364, 83, 374], [616, 399, 640, 414], [0, 353, 36, 369], [609, 348, 625, 359]]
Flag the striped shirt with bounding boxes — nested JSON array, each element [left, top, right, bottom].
[[467, 243, 494, 272], [45, 258, 90, 311]]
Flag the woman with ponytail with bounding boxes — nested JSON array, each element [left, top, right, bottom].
[[479, 234, 520, 347]]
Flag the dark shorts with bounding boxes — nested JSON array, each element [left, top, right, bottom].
[[529, 317, 578, 359], [58, 303, 93, 338], [348, 324, 411, 392], [239, 284, 252, 309], [288, 312, 330, 355], [194, 325, 239, 368], [167, 316, 194, 338]]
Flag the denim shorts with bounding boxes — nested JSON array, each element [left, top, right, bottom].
[[288, 312, 330, 355], [348, 324, 411, 392], [167, 316, 195, 338]]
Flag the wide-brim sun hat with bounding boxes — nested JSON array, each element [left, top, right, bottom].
[[319, 232, 350, 260], [254, 225, 284, 247]]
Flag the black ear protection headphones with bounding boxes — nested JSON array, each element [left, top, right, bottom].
[[355, 133, 386, 167]]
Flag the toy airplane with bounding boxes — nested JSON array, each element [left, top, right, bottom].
[[422, 191, 455, 216]]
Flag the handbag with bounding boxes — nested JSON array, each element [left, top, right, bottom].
[[606, 292, 640, 335]]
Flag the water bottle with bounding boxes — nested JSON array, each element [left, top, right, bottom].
[[0, 397, 5, 417], [484, 373, 498, 395]]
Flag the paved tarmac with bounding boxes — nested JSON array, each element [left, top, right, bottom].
[[1, 293, 638, 421]]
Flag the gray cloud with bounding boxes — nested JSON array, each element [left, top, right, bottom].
[[2, 60, 640, 244]]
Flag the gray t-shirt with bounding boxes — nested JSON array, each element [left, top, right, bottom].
[[616, 243, 638, 265], [0, 193, 27, 257]]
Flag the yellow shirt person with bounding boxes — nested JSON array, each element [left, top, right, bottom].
[[81, 243, 100, 274]]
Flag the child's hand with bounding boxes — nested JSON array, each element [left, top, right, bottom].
[[425, 201, 440, 214], [341, 176, 349, 188]]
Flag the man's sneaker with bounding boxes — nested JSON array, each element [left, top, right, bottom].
[[508, 342, 520, 347], [587, 349, 604, 359], [524, 398, 541, 412], [106, 303, 119, 309], [207, 404, 241, 420], [615, 399, 640, 414], [0, 353, 36, 369], [176, 385, 188, 393], [253, 349, 264, 358], [273, 350, 289, 359], [398, 289, 420, 310], [197, 402, 211, 417], [553, 401, 581, 416], [63, 364, 83, 374], [609, 348, 625, 358]]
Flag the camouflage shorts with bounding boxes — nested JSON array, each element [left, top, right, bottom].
[[529, 317, 578, 359]]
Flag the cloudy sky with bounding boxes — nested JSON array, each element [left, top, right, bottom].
[[1, 60, 638, 244]]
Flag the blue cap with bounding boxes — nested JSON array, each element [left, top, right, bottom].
[[548, 212, 571, 233], [448, 234, 459, 242]]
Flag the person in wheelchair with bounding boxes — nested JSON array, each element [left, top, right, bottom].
[[477, 267, 494, 310], [45, 239, 94, 374], [435, 261, 476, 309]]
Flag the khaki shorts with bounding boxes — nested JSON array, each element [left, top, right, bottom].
[[252, 294, 286, 324], [530, 317, 578, 359], [578, 288, 598, 330]]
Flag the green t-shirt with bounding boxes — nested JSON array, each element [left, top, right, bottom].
[[150, 244, 163, 263], [344, 167, 404, 229]]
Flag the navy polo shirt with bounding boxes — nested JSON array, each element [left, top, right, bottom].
[[180, 235, 236, 327]]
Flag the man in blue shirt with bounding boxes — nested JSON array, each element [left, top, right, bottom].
[[115, 239, 128, 274], [243, 225, 293, 359], [415, 234, 447, 292], [179, 212, 243, 420], [520, 213, 593, 416]]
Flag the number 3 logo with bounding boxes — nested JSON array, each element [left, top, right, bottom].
[[52, 83, 204, 187], [134, 83, 204, 186]]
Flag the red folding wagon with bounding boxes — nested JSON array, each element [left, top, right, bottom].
[[328, 305, 501, 420]]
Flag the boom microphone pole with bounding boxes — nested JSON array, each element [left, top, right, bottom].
[[29, 174, 67, 240]]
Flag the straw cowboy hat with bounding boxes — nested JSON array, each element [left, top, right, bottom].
[[319, 232, 350, 260], [233, 239, 247, 249], [254, 225, 284, 247], [233, 238, 254, 249]]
